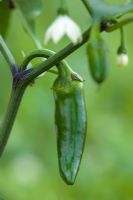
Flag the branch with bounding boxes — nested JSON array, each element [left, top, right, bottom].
[[0, 35, 18, 75], [22, 28, 91, 85], [22, 16, 133, 85], [20, 49, 71, 70], [0, 28, 90, 156], [106, 16, 133, 32], [0, 84, 26, 156], [0, 15, 133, 156]]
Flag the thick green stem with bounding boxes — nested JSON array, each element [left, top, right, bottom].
[[21, 49, 75, 77], [0, 84, 26, 156], [0, 29, 90, 156], [21, 15, 133, 85], [22, 16, 133, 84], [0, 15, 133, 156], [22, 28, 91, 85]]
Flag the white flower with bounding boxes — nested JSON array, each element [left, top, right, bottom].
[[117, 53, 128, 67], [45, 15, 82, 44]]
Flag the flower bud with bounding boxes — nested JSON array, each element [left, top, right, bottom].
[[117, 46, 128, 67], [117, 53, 128, 67]]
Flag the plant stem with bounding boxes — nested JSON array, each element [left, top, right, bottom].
[[22, 49, 76, 76], [120, 27, 125, 48], [0, 35, 17, 74], [58, 0, 69, 15], [0, 15, 132, 156], [81, 0, 93, 16], [0, 84, 26, 156], [21, 15, 133, 83], [22, 15, 133, 85], [0, 28, 90, 156], [22, 28, 91, 84], [106, 17, 133, 32], [20, 49, 70, 70]]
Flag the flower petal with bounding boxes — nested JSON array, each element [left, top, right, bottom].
[[45, 21, 57, 44], [51, 16, 66, 43], [64, 16, 82, 44], [45, 15, 66, 44], [117, 53, 128, 67]]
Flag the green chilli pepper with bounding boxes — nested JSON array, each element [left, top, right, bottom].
[[86, 22, 108, 83], [53, 65, 87, 185]]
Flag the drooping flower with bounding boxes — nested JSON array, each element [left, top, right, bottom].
[[117, 53, 128, 67], [45, 15, 82, 44]]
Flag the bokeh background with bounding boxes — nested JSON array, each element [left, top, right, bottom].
[[0, 0, 133, 199]]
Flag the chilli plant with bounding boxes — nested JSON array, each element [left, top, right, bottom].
[[0, 0, 133, 185]]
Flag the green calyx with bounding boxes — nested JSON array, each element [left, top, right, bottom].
[[57, 7, 69, 16], [58, 0, 69, 15], [53, 67, 83, 95], [117, 45, 127, 55]]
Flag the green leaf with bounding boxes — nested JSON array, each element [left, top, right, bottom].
[[0, 1, 11, 37], [13, 0, 43, 48], [82, 0, 133, 21]]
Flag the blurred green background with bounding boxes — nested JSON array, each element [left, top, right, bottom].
[[0, 0, 133, 200]]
